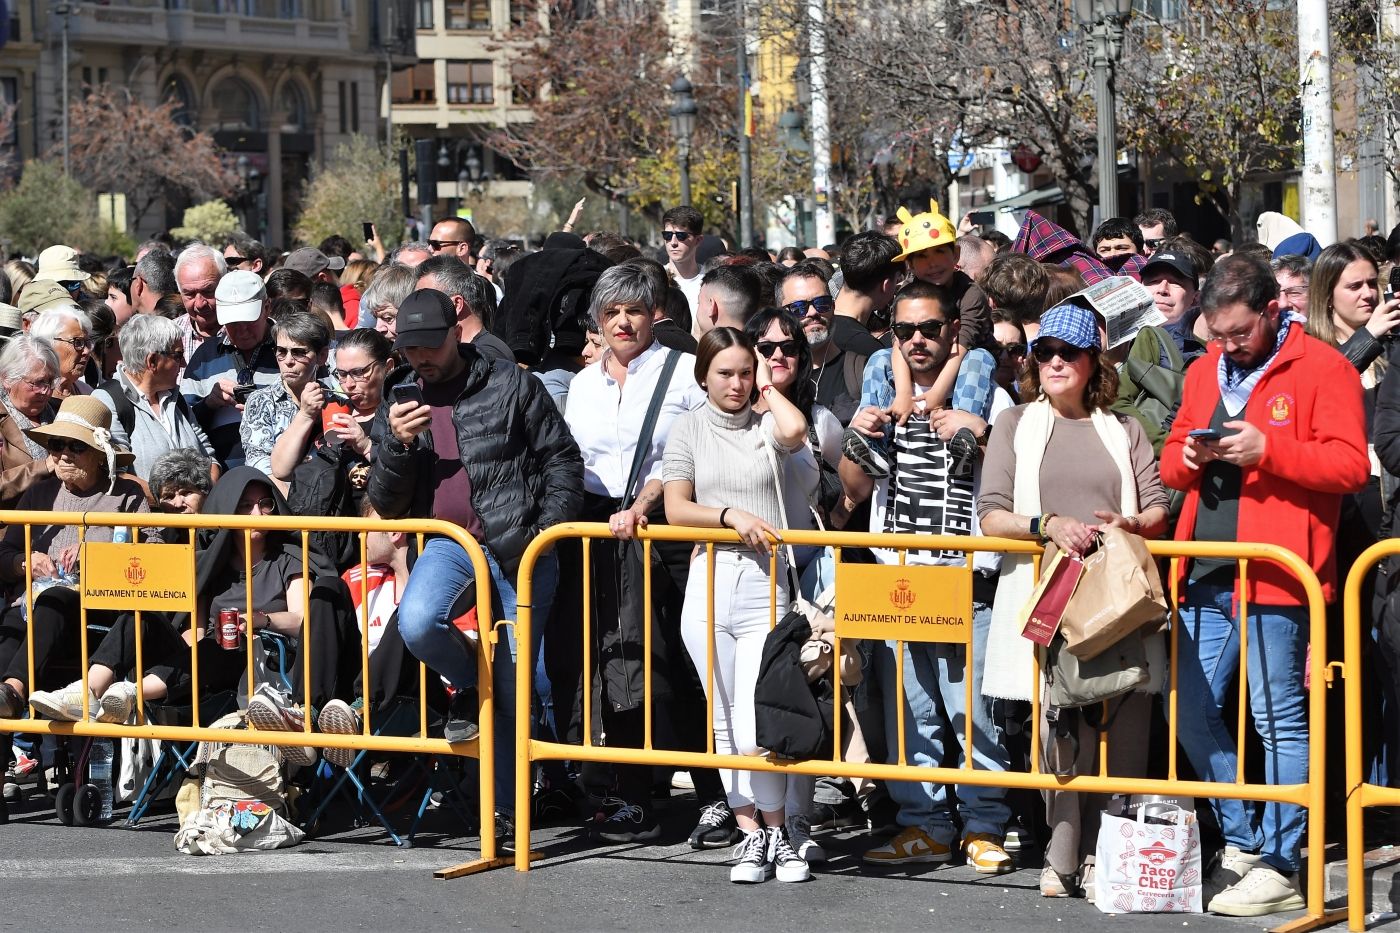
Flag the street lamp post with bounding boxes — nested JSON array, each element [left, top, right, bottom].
[[1074, 0, 1132, 223], [669, 75, 697, 208], [54, 2, 74, 177]]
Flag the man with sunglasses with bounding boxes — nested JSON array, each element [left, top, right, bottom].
[[661, 206, 704, 317], [181, 270, 281, 468], [222, 233, 269, 276], [428, 217, 477, 262], [1160, 255, 1368, 917], [1134, 207, 1179, 256], [841, 279, 1016, 874], [780, 259, 877, 426]]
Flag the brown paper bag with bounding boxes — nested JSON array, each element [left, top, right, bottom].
[[1060, 527, 1168, 660]]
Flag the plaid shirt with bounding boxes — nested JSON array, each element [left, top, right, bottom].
[[1013, 210, 1122, 286]]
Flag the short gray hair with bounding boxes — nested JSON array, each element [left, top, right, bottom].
[[173, 242, 228, 284], [415, 255, 496, 327], [134, 250, 176, 296], [360, 263, 419, 317], [271, 310, 333, 354], [148, 448, 214, 500], [30, 305, 93, 341], [391, 241, 433, 263], [118, 314, 182, 374], [589, 260, 665, 325], [1271, 254, 1312, 282], [0, 335, 59, 387]]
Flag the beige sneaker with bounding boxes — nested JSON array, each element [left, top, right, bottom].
[[1209, 865, 1305, 917], [97, 682, 138, 724], [28, 680, 96, 722], [1203, 845, 1264, 909], [862, 826, 952, 864], [962, 832, 1014, 874], [1039, 865, 1074, 897]]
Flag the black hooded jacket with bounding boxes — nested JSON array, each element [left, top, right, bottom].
[[367, 343, 583, 575]]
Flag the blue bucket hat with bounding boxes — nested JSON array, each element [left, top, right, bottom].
[[1031, 302, 1101, 353]]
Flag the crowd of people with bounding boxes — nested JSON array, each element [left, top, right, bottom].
[[0, 198, 1392, 917]]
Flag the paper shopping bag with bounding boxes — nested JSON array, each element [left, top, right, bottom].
[[1061, 527, 1168, 660], [1094, 800, 1203, 913], [1020, 550, 1084, 647]]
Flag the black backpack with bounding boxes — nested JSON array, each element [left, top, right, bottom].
[[753, 610, 833, 760], [492, 248, 614, 365], [286, 442, 360, 572]]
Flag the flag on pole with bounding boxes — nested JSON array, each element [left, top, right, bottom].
[[743, 81, 755, 138]]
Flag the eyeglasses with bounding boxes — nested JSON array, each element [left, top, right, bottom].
[[154, 348, 186, 363], [45, 438, 92, 455], [996, 341, 1027, 359], [428, 239, 464, 251], [19, 377, 53, 392], [756, 339, 799, 359], [1279, 286, 1308, 299], [236, 496, 277, 514], [274, 345, 315, 361], [783, 295, 835, 318], [332, 361, 383, 382], [1031, 342, 1088, 364], [661, 231, 693, 242], [1205, 309, 1266, 348], [890, 319, 948, 342], [1144, 238, 1165, 252], [54, 335, 92, 351]]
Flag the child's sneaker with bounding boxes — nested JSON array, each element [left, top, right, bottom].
[[842, 428, 891, 477]]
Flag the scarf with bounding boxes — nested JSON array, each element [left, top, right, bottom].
[[2, 393, 48, 461], [1217, 312, 1299, 417], [981, 399, 1138, 701]]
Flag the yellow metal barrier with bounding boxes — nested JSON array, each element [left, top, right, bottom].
[[1345, 540, 1400, 931], [0, 510, 506, 878], [514, 523, 1336, 929]]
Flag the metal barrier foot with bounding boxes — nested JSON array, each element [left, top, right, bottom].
[[1268, 908, 1348, 933], [434, 852, 538, 879]]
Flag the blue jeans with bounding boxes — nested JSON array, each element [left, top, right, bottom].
[[1175, 579, 1308, 872], [397, 537, 559, 814], [875, 602, 1010, 842]]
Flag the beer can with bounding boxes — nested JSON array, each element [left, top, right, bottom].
[[218, 609, 240, 650]]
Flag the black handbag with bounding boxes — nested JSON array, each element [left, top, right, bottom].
[[754, 610, 834, 760]]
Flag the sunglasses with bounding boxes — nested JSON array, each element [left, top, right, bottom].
[[237, 496, 278, 514], [996, 342, 1027, 359], [661, 231, 693, 242], [890, 319, 948, 341], [55, 335, 92, 351], [45, 438, 92, 455], [225, 254, 250, 266], [332, 361, 382, 382], [428, 239, 464, 251], [1031, 342, 1088, 364], [154, 347, 186, 363], [783, 295, 835, 317], [1144, 238, 1165, 252], [274, 345, 315, 361], [756, 340, 799, 359]]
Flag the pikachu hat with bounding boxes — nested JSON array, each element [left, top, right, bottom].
[[892, 200, 958, 262]]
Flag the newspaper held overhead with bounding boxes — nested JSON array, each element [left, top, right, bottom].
[[1067, 276, 1162, 349]]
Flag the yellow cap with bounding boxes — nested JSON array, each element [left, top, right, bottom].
[[893, 200, 957, 262]]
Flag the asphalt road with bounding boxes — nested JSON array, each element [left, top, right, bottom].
[[0, 779, 1328, 933]]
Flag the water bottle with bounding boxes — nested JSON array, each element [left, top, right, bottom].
[[90, 738, 114, 822], [112, 526, 130, 544]]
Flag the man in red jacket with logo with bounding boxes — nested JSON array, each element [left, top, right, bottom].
[[1161, 254, 1368, 918]]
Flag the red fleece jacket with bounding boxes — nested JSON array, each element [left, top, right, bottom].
[[1160, 325, 1369, 605]]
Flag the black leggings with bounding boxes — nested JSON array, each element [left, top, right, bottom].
[[0, 587, 123, 692]]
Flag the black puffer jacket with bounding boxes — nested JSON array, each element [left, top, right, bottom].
[[367, 344, 583, 575]]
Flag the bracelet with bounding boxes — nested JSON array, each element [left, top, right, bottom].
[[718, 508, 731, 529], [758, 384, 775, 394], [1038, 513, 1055, 544], [1127, 514, 1142, 533]]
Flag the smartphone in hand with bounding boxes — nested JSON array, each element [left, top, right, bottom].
[[391, 382, 426, 407], [362, 221, 375, 242], [1188, 428, 1222, 443]]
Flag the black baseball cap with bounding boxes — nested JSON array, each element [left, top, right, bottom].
[[1141, 250, 1197, 286], [393, 288, 458, 349]]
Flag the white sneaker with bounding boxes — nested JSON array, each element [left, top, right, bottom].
[[1203, 845, 1264, 909], [768, 825, 811, 883], [786, 813, 826, 864], [28, 681, 96, 722], [97, 682, 138, 724], [730, 828, 772, 884], [1208, 865, 1305, 917]]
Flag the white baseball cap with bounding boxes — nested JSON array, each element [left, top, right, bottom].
[[215, 270, 267, 324]]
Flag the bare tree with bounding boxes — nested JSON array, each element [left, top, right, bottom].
[[59, 86, 240, 230]]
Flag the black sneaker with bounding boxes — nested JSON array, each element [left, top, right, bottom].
[[443, 691, 479, 744], [689, 799, 739, 849], [532, 785, 579, 825], [590, 802, 661, 843], [0, 682, 22, 720], [947, 426, 980, 477], [768, 825, 811, 883], [495, 809, 516, 853], [842, 428, 891, 477]]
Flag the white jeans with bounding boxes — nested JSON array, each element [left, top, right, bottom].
[[680, 548, 789, 815]]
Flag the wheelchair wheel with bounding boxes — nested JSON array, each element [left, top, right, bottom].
[[55, 783, 76, 825], [72, 784, 102, 826]]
